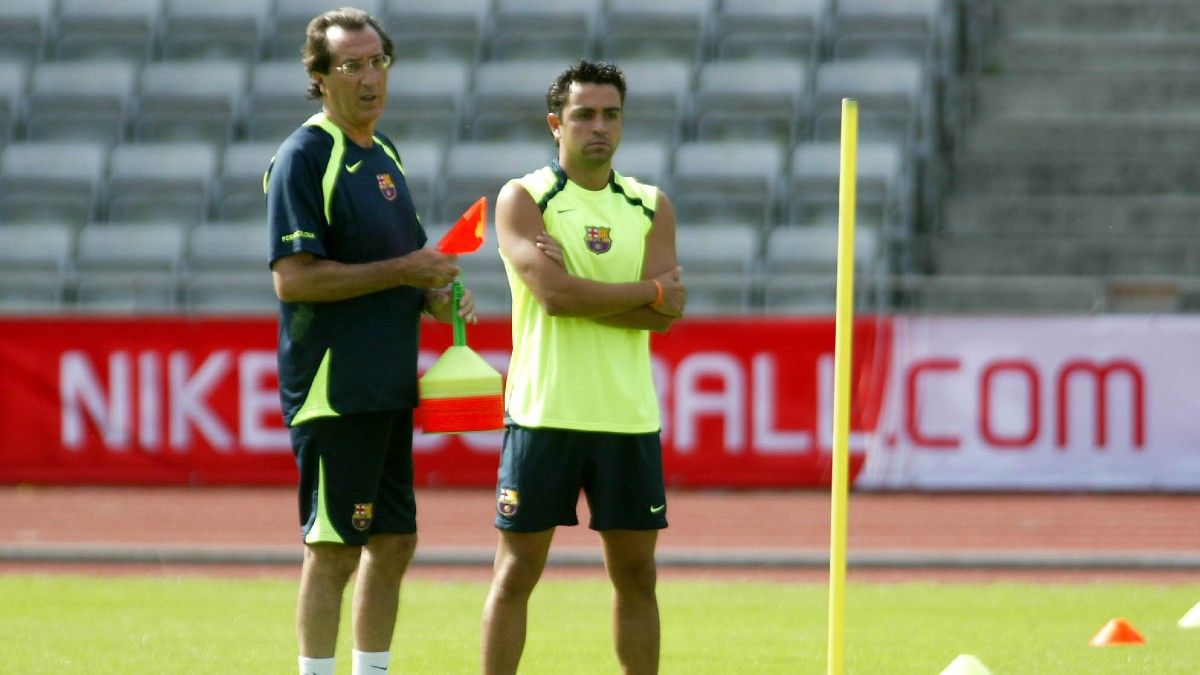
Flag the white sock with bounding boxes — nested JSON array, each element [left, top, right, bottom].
[[352, 649, 391, 674], [299, 656, 335, 675]]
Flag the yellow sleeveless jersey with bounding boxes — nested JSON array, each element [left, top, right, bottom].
[[502, 161, 661, 433]]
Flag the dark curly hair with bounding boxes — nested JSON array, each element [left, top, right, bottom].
[[546, 60, 627, 116], [302, 7, 394, 100]]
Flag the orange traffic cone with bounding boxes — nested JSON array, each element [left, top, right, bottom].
[[1089, 618, 1146, 646]]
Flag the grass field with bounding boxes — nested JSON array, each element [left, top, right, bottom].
[[1, 575, 1198, 673]]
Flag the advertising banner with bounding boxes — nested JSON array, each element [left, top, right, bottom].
[[0, 316, 891, 487], [859, 316, 1200, 491]]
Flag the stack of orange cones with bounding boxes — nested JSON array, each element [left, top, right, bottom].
[[419, 197, 505, 434], [1088, 618, 1146, 646]]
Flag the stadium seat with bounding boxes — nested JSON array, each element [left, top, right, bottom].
[[393, 141, 444, 222], [786, 141, 905, 229], [0, 222, 73, 312], [603, 0, 712, 61], [377, 60, 470, 144], [671, 140, 786, 227], [161, 0, 269, 60], [831, 0, 944, 62], [106, 143, 218, 224], [0, 59, 28, 145], [217, 142, 275, 222], [244, 60, 319, 143], [55, 0, 161, 61], [674, 223, 758, 314], [466, 60, 566, 140], [24, 60, 137, 144], [135, 60, 248, 143], [763, 223, 877, 276], [74, 222, 187, 313], [384, 0, 489, 62], [439, 141, 553, 223], [693, 58, 808, 144], [486, 0, 602, 61], [0, 142, 107, 226], [268, 0, 384, 59], [0, 0, 54, 60], [613, 141, 671, 191], [619, 59, 692, 143], [183, 221, 275, 314], [713, 0, 828, 60], [761, 224, 880, 313], [812, 58, 927, 144]]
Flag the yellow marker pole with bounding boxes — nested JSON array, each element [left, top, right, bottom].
[[827, 97, 858, 675]]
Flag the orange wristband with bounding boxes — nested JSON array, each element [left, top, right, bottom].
[[651, 279, 664, 308]]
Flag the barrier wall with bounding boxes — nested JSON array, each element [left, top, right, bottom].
[[1, 315, 1195, 490]]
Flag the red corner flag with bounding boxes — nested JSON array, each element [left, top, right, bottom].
[[437, 197, 487, 254]]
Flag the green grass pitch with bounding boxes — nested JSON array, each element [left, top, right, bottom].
[[1, 575, 1197, 673]]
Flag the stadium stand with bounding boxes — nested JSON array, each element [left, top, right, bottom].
[[183, 221, 276, 314], [928, 0, 1200, 312], [0, 0, 1014, 317], [105, 142, 217, 224], [55, 0, 161, 61], [73, 222, 186, 313], [0, 0, 54, 60], [0, 141, 107, 226], [160, 0, 270, 60], [135, 59, 247, 143], [713, 0, 826, 61], [0, 222, 72, 312], [378, 59, 471, 144], [383, 0, 490, 62], [24, 60, 137, 143], [486, 0, 602, 62]]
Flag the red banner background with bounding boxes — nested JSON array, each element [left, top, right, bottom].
[[0, 316, 890, 487]]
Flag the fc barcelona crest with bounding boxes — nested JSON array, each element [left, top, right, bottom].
[[585, 225, 612, 255], [352, 502, 373, 531], [376, 173, 397, 201], [497, 488, 519, 518]]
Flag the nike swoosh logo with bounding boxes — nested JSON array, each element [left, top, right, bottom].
[[650, 504, 665, 514], [556, 207, 576, 213], [346, 160, 363, 173], [370, 666, 388, 671]]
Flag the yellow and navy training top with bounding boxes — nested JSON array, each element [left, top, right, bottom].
[[502, 160, 661, 433], [266, 112, 427, 427]]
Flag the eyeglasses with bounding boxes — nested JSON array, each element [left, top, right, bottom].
[[331, 54, 392, 76]]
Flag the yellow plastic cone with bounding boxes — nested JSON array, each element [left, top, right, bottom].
[[939, 654, 993, 675], [1179, 601, 1200, 629], [1089, 618, 1146, 646]]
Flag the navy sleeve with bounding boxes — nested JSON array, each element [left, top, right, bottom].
[[267, 131, 330, 267]]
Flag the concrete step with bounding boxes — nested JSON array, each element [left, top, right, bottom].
[[929, 235, 1199, 276], [896, 274, 1105, 313], [1001, 1, 1200, 34], [943, 194, 1200, 236], [991, 32, 1200, 73], [954, 155, 1200, 194], [975, 74, 1200, 115], [963, 114, 1200, 154]]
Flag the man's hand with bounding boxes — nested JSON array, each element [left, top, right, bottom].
[[424, 286, 478, 324], [650, 266, 685, 317], [536, 230, 566, 269], [399, 249, 460, 289]]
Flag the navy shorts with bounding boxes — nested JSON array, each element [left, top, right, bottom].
[[290, 410, 417, 546], [494, 423, 668, 532]]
